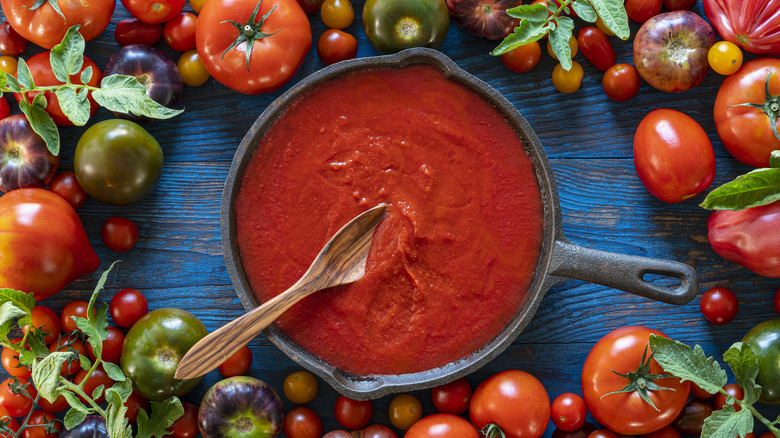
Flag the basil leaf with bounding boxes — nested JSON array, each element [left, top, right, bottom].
[[93, 75, 183, 120], [572, 0, 598, 22], [649, 335, 728, 395], [549, 16, 575, 70], [50, 26, 85, 83], [63, 409, 88, 431], [137, 397, 184, 438], [702, 408, 753, 438], [16, 58, 35, 89], [20, 103, 60, 156], [589, 0, 629, 39], [506, 3, 550, 22], [491, 19, 551, 55], [723, 342, 762, 405], [699, 168, 780, 210], [31, 352, 73, 403]]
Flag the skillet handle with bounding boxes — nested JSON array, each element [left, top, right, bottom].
[[549, 239, 698, 305]]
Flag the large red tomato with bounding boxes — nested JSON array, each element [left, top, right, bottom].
[[196, 0, 311, 95], [0, 0, 115, 49], [703, 0, 780, 56], [633, 108, 715, 203], [405, 413, 479, 438], [470, 370, 551, 438], [713, 57, 780, 168], [581, 326, 690, 435]]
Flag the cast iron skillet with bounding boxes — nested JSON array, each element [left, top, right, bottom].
[[221, 48, 698, 400]]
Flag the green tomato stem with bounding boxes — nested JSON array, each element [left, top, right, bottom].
[[60, 378, 107, 417], [723, 387, 780, 437]]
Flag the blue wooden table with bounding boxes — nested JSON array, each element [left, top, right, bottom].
[[2, 0, 779, 435]]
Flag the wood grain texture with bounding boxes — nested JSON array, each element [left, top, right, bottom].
[[1, 0, 779, 436]]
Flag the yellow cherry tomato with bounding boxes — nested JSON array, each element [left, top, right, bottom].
[[552, 61, 584, 94], [189, 0, 207, 12], [708, 41, 743, 76], [595, 16, 615, 37], [283, 370, 318, 404], [0, 56, 18, 75], [547, 35, 578, 60], [321, 0, 354, 29], [177, 50, 210, 87], [388, 394, 422, 430]]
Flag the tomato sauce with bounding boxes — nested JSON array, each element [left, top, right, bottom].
[[234, 65, 544, 375]]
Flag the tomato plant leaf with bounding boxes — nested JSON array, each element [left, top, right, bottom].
[[32, 93, 47, 109], [91, 384, 105, 400], [102, 362, 126, 382], [106, 379, 132, 403], [63, 408, 88, 431], [703, 408, 753, 438], [16, 58, 36, 90], [61, 390, 90, 413], [588, 0, 629, 39], [32, 352, 73, 403], [699, 168, 780, 210], [549, 16, 575, 70], [491, 19, 550, 55], [769, 150, 780, 168], [137, 397, 185, 438], [572, 0, 598, 22], [723, 342, 762, 405], [0, 303, 27, 332], [26, 332, 50, 358], [649, 335, 727, 394], [19, 101, 60, 156], [78, 354, 92, 372], [80, 66, 93, 85], [506, 3, 550, 22], [55, 87, 90, 126], [0, 289, 35, 321], [50, 26, 85, 83], [106, 381, 132, 438], [4, 73, 21, 94], [93, 75, 183, 120]]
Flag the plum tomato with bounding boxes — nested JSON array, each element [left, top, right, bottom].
[[163, 13, 197, 52], [388, 394, 422, 431], [0, 96, 8, 121], [0, 56, 17, 75], [713, 383, 744, 411], [109, 288, 149, 328], [1, 339, 28, 378], [708, 41, 743, 75], [283, 406, 322, 438], [0, 22, 26, 56], [115, 18, 164, 46], [470, 370, 551, 438], [775, 287, 780, 316], [547, 36, 577, 61], [297, 0, 325, 13], [317, 29, 358, 65], [61, 300, 94, 334], [625, 0, 661, 23], [362, 0, 449, 54], [405, 413, 479, 438], [671, 399, 712, 435], [602, 63, 641, 102], [87, 325, 125, 364], [22, 411, 60, 438], [22, 305, 60, 345], [446, 0, 521, 40], [501, 41, 541, 73], [741, 319, 780, 404], [431, 377, 472, 415], [122, 0, 186, 24], [551, 393, 587, 432], [587, 430, 617, 438], [48, 335, 87, 376], [283, 370, 318, 404], [633, 108, 715, 203], [0, 377, 35, 417], [123, 390, 150, 423], [334, 396, 373, 430], [48, 171, 88, 210], [552, 61, 584, 94], [577, 27, 615, 72], [101, 216, 139, 252], [218, 344, 252, 377], [320, 0, 354, 29], [0, 115, 59, 194], [168, 401, 198, 438], [73, 366, 114, 404], [121, 308, 207, 401], [177, 50, 210, 87], [699, 286, 738, 325]]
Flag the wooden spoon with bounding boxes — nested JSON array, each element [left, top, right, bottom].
[[174, 203, 388, 380]]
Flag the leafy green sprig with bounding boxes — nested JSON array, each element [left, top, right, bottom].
[[700, 150, 780, 211], [0, 263, 184, 438], [649, 335, 780, 438], [491, 0, 630, 70], [0, 26, 184, 156]]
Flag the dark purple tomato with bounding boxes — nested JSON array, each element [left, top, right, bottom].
[[297, 0, 325, 13], [445, 0, 521, 40], [198, 376, 283, 438], [671, 399, 713, 435], [59, 416, 108, 438], [115, 18, 163, 46], [0, 115, 59, 193]]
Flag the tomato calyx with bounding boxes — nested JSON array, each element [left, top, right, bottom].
[[481, 424, 507, 438], [27, 0, 67, 23], [601, 347, 675, 412], [728, 72, 780, 143], [220, 0, 281, 71]]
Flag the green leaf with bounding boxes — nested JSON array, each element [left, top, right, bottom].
[[78, 354, 92, 371], [0, 303, 27, 331], [50, 26, 85, 83], [73, 316, 102, 359], [55, 86, 91, 126], [770, 150, 780, 168], [60, 391, 90, 413], [77, 262, 119, 358], [32, 93, 48, 109], [137, 397, 184, 438], [506, 3, 551, 22], [491, 19, 551, 55], [18, 350, 36, 367], [19, 103, 60, 156], [702, 408, 753, 438], [549, 16, 576, 70], [589, 0, 629, 39], [0, 289, 36, 318], [649, 335, 728, 394], [93, 75, 183, 120], [106, 383, 132, 438], [723, 342, 762, 405], [102, 361, 126, 382], [26, 332, 50, 359], [106, 379, 133, 404], [80, 66, 93, 85], [572, 0, 598, 22], [31, 352, 72, 403], [16, 58, 35, 89], [91, 384, 105, 400], [0, 72, 7, 90], [4, 73, 21, 94], [63, 408, 88, 430], [700, 168, 780, 210]]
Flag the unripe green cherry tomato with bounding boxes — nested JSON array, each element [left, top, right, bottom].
[[742, 319, 780, 404], [362, 0, 449, 54]]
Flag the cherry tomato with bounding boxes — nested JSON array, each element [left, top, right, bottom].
[[87, 326, 125, 364], [552, 61, 584, 94], [0, 377, 36, 417], [713, 383, 744, 411], [297, 0, 325, 13], [22, 411, 60, 438], [123, 0, 187, 24], [0, 22, 26, 56], [662, 0, 696, 9], [388, 394, 422, 431], [320, 0, 354, 29], [470, 370, 551, 438], [577, 26, 615, 72], [37, 393, 68, 414], [431, 378, 472, 415], [115, 18, 164, 46], [625, 0, 662, 22], [164, 13, 197, 52], [501, 41, 542, 73], [23, 306, 60, 345], [218, 345, 252, 377], [109, 288, 149, 328], [552, 393, 587, 432], [405, 413, 479, 438], [699, 286, 738, 325], [167, 401, 198, 438], [689, 382, 716, 400], [61, 301, 94, 334], [671, 399, 712, 435], [317, 29, 358, 65], [1, 339, 28, 378], [633, 108, 715, 203], [587, 430, 617, 438], [101, 216, 139, 252], [708, 41, 743, 75], [48, 335, 87, 377], [0, 56, 17, 75], [547, 36, 578, 60], [334, 396, 373, 430], [602, 63, 641, 102], [283, 370, 318, 404], [48, 172, 88, 210], [73, 366, 113, 404], [124, 390, 150, 423], [0, 406, 19, 436], [177, 50, 210, 87], [284, 406, 323, 438], [189, 0, 207, 11], [639, 425, 681, 438], [0, 96, 8, 121], [775, 287, 780, 316]]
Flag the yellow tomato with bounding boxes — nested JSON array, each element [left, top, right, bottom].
[[547, 35, 578, 60], [552, 61, 584, 94], [388, 394, 422, 430], [708, 41, 743, 76]]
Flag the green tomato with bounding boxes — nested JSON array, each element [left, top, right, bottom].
[[121, 308, 207, 401], [742, 319, 780, 404], [74, 119, 163, 206], [362, 0, 449, 54]]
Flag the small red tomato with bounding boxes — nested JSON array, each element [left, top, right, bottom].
[[671, 399, 713, 435], [552, 393, 587, 432], [0, 96, 8, 121], [163, 13, 197, 52], [37, 393, 69, 414], [122, 0, 187, 24], [102, 216, 140, 252], [0, 405, 19, 436], [501, 41, 542, 73], [431, 378, 472, 415], [577, 26, 616, 72], [625, 0, 662, 22], [639, 425, 681, 438], [587, 430, 618, 438], [218, 345, 253, 377], [0, 22, 27, 56], [110, 288, 149, 328], [168, 401, 198, 438], [124, 390, 150, 423], [602, 63, 641, 102], [334, 396, 373, 430], [661, 0, 695, 9], [48, 335, 87, 376], [87, 326, 125, 364], [297, 0, 325, 13], [22, 411, 61, 438], [22, 306, 61, 345], [73, 367, 113, 404], [1, 339, 29, 378], [713, 383, 744, 411], [700, 286, 738, 325], [48, 171, 88, 209], [689, 382, 716, 400], [405, 413, 479, 438], [115, 18, 164, 46], [284, 406, 323, 438], [317, 29, 358, 65], [0, 377, 36, 417], [774, 287, 780, 316], [61, 300, 95, 334]]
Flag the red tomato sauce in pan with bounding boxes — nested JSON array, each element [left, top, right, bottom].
[[234, 65, 544, 375]]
